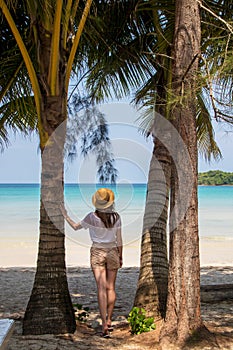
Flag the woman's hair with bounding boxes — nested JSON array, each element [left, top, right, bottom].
[[95, 206, 119, 228]]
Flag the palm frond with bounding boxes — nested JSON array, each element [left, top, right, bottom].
[[0, 1, 38, 149], [196, 89, 222, 161]]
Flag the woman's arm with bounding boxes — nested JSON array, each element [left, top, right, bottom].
[[116, 227, 123, 267], [60, 205, 82, 231]]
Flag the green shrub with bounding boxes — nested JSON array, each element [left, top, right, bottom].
[[128, 307, 156, 335]]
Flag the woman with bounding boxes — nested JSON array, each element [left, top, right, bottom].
[[61, 188, 123, 338]]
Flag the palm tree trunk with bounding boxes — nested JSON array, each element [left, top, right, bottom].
[[134, 52, 172, 320], [134, 138, 170, 319], [160, 0, 202, 345], [23, 97, 76, 335]]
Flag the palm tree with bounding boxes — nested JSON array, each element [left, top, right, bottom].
[[132, 2, 174, 320], [159, 0, 203, 344], [79, 5, 233, 339], [1, 0, 231, 339], [134, 0, 231, 340], [0, 0, 93, 335], [79, 0, 223, 324]]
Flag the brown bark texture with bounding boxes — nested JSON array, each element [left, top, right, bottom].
[[23, 19, 76, 334], [23, 98, 76, 335], [134, 63, 172, 320], [134, 138, 170, 319], [160, 0, 203, 345]]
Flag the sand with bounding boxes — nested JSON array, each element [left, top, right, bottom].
[[0, 227, 232, 349], [0, 236, 232, 268], [1, 233, 233, 348], [0, 265, 233, 349]]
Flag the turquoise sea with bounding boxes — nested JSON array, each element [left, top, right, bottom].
[[0, 183, 232, 266]]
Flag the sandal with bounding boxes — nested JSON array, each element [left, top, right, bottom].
[[107, 325, 114, 332], [101, 330, 110, 338]]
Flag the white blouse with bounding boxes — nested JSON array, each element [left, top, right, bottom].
[[81, 212, 121, 244]]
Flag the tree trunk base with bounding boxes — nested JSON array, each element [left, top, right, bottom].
[[159, 324, 219, 350], [22, 269, 76, 335]]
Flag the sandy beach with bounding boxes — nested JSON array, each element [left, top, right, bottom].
[[0, 265, 233, 349], [0, 225, 232, 348], [1, 235, 233, 348], [0, 236, 232, 268]]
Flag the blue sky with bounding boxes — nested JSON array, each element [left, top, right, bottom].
[[0, 102, 232, 183]]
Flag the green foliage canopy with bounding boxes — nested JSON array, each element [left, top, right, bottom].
[[198, 170, 233, 185]]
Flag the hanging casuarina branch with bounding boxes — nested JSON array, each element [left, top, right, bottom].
[[65, 94, 118, 183]]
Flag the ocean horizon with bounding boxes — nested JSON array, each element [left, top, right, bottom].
[[0, 183, 232, 267]]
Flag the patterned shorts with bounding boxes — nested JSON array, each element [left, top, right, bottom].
[[90, 245, 120, 270]]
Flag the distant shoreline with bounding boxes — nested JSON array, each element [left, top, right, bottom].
[[198, 170, 233, 186], [0, 170, 232, 186], [0, 183, 148, 185], [0, 183, 233, 186], [198, 184, 233, 186]]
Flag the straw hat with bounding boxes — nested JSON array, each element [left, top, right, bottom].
[[92, 188, 115, 210]]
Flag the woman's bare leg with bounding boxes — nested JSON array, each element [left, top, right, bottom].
[[106, 269, 118, 326], [92, 268, 108, 333]]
